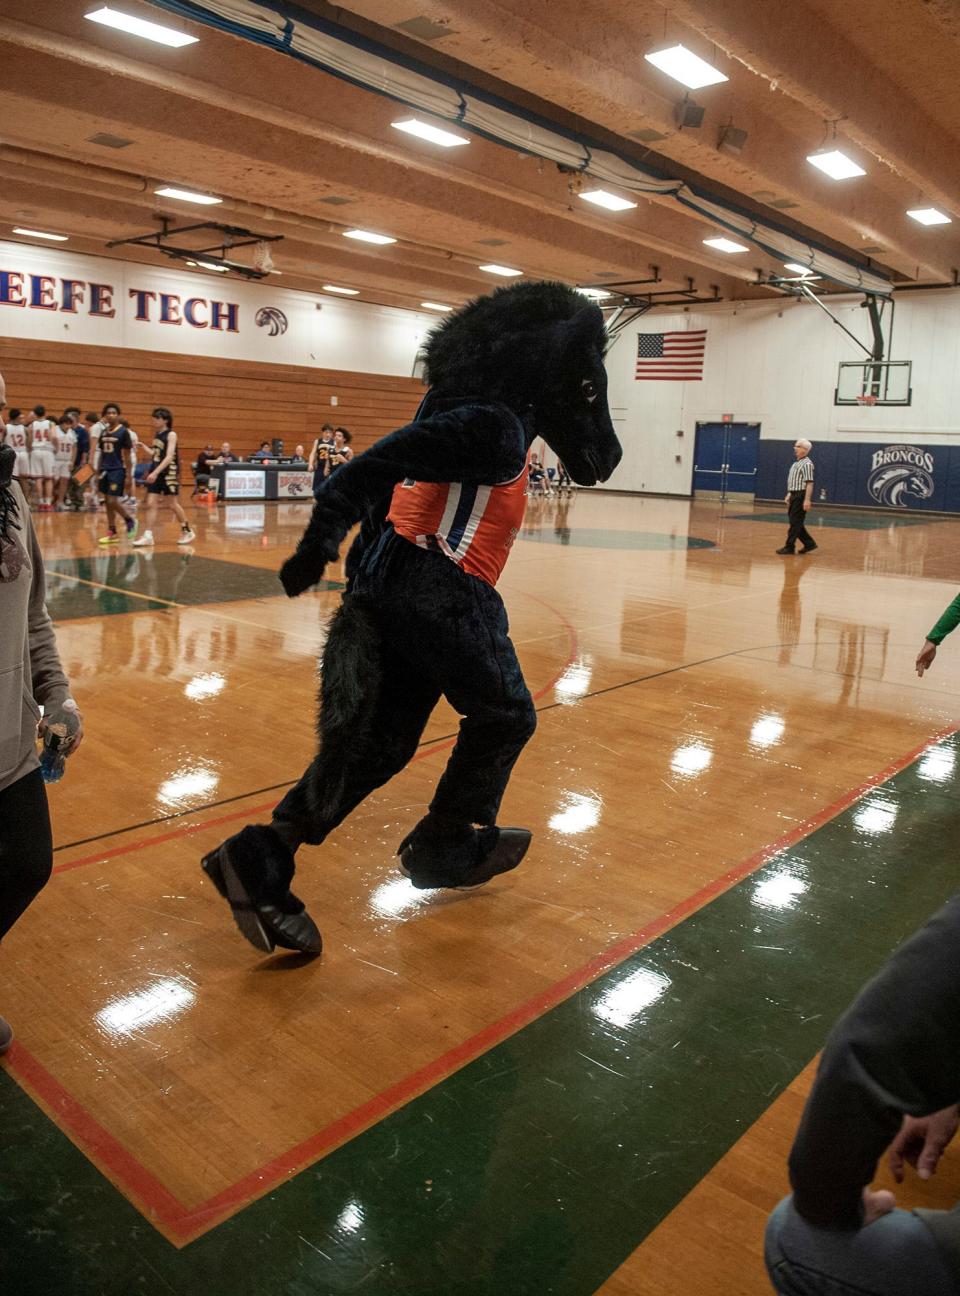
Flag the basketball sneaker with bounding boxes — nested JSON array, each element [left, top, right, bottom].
[[125, 516, 138, 540], [132, 530, 154, 547], [97, 528, 119, 545], [178, 527, 196, 545]]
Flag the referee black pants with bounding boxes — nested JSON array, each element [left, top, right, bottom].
[[785, 491, 815, 552]]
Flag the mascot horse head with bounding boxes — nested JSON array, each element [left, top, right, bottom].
[[868, 464, 933, 508], [421, 281, 622, 486]]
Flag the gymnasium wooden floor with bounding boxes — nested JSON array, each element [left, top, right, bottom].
[[4, 489, 960, 1294]]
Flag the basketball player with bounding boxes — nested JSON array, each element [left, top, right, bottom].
[[28, 405, 55, 511], [4, 409, 30, 484], [308, 424, 336, 497], [95, 403, 137, 544], [133, 407, 196, 547], [52, 414, 77, 511]]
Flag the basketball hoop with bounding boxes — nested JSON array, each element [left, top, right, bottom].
[[855, 393, 879, 406]]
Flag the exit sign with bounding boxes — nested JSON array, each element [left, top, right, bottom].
[[721, 413, 734, 422]]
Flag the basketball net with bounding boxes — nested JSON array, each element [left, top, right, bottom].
[[855, 393, 878, 406]]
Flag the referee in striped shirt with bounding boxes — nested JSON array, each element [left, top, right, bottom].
[[777, 438, 818, 555]]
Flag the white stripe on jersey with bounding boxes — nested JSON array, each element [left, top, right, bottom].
[[453, 486, 493, 562]]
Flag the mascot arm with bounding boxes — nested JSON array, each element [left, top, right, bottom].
[[280, 404, 525, 597]]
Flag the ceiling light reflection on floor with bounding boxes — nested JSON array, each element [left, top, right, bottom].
[[670, 741, 712, 778], [157, 767, 218, 806], [752, 865, 808, 912], [184, 673, 226, 701], [369, 877, 427, 918], [593, 965, 670, 1029], [918, 746, 956, 784], [749, 713, 785, 749], [853, 795, 899, 836], [95, 978, 196, 1038], [335, 1200, 365, 1235], [549, 791, 601, 834], [554, 658, 593, 703]]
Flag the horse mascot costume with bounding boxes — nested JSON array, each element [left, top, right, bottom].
[[202, 280, 621, 955]]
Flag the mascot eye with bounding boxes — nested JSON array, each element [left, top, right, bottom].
[[581, 378, 598, 404]]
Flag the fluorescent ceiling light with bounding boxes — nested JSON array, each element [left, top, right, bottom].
[[186, 259, 228, 272], [420, 301, 453, 311], [84, 7, 198, 47], [12, 227, 68, 241], [479, 263, 523, 276], [392, 118, 469, 148], [783, 262, 813, 274], [907, 207, 951, 226], [322, 284, 359, 295], [343, 229, 397, 245], [578, 287, 612, 299], [155, 186, 221, 205], [806, 149, 865, 180], [644, 43, 727, 89], [579, 189, 637, 212], [703, 236, 749, 253]]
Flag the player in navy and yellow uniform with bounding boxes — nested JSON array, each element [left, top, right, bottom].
[[96, 402, 137, 544], [133, 408, 196, 547]]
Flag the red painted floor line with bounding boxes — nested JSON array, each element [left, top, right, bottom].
[[6, 723, 953, 1245], [52, 594, 578, 877]]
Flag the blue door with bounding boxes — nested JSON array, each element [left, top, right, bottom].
[[693, 423, 759, 498], [692, 424, 726, 494]]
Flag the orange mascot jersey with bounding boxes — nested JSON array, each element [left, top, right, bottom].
[[387, 458, 529, 587]]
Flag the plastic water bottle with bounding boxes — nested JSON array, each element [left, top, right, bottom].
[[39, 735, 66, 784]]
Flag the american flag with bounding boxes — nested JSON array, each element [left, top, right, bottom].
[[635, 329, 707, 381]]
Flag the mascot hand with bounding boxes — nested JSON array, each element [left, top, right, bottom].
[[280, 546, 328, 597]]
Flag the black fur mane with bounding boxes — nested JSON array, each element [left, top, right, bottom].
[[422, 281, 600, 395]]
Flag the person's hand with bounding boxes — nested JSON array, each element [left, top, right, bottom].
[[40, 699, 83, 758], [888, 1105, 960, 1183], [784, 493, 791, 504], [146, 470, 158, 484], [862, 1187, 896, 1224], [916, 640, 938, 677]]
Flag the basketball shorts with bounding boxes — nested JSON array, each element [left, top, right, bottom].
[[100, 469, 126, 497], [13, 451, 30, 479], [29, 449, 55, 478], [147, 475, 180, 496], [55, 457, 74, 481]]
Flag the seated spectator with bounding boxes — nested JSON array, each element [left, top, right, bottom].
[[766, 895, 960, 1296], [528, 455, 550, 495], [249, 441, 273, 462], [292, 444, 306, 462], [324, 427, 353, 477], [193, 443, 215, 494], [216, 442, 236, 464]]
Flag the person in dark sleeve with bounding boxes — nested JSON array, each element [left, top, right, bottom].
[[765, 896, 960, 1295]]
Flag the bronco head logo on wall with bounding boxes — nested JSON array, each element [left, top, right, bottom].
[[867, 445, 935, 508], [255, 306, 288, 336]]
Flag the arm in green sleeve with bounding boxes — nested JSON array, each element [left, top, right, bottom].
[[927, 594, 960, 645]]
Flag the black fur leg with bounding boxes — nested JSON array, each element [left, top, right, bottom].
[[201, 824, 322, 956], [398, 822, 532, 890]]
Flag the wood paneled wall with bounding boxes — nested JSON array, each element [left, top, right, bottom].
[[0, 338, 425, 473]]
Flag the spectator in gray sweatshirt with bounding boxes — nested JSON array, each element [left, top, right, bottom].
[[0, 370, 83, 1056]]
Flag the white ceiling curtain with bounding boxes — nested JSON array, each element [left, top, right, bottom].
[[146, 0, 893, 297]]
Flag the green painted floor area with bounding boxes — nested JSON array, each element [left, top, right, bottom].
[[4, 736, 960, 1293], [734, 510, 944, 529], [45, 554, 343, 620], [521, 528, 716, 549]]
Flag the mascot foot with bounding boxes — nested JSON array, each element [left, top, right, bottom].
[[397, 823, 532, 890], [201, 824, 322, 956]]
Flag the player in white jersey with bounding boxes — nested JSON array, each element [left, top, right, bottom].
[[4, 409, 30, 482], [52, 414, 78, 510], [28, 404, 55, 510]]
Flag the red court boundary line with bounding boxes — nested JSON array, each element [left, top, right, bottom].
[[6, 723, 954, 1246], [52, 591, 579, 877]]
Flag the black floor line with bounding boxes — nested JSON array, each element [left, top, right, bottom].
[[51, 640, 818, 855]]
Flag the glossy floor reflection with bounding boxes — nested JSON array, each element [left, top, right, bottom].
[[5, 493, 960, 1294]]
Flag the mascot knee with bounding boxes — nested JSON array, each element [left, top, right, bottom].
[[511, 695, 538, 747]]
